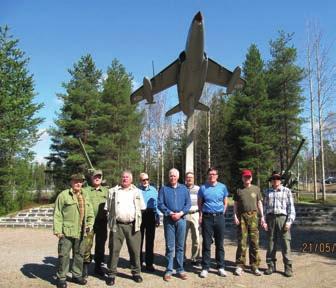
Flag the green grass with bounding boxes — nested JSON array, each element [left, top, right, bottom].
[[296, 194, 336, 205]]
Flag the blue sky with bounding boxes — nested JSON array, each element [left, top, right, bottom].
[[1, 0, 335, 162]]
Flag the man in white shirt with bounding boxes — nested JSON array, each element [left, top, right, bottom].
[[105, 171, 146, 286]]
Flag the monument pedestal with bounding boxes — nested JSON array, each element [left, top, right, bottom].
[[186, 113, 195, 174]]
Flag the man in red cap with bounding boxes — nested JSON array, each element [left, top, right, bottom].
[[233, 169, 266, 276]]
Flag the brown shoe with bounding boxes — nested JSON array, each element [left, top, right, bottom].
[[178, 273, 188, 280], [163, 274, 172, 282]]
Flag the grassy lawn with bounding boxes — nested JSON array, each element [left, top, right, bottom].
[[296, 193, 336, 205]]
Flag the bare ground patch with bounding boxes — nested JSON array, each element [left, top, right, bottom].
[[0, 226, 335, 288]]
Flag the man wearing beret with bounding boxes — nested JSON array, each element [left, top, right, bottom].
[[233, 169, 266, 276], [82, 169, 109, 278], [263, 171, 296, 277], [53, 173, 94, 288]]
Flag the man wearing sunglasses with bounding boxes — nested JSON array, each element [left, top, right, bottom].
[[138, 172, 160, 272], [263, 171, 296, 277], [82, 170, 109, 278]]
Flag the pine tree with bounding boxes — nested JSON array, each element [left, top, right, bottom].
[[47, 54, 102, 192], [95, 59, 143, 185], [210, 92, 236, 189], [0, 26, 44, 214], [267, 31, 305, 171], [230, 44, 274, 188]]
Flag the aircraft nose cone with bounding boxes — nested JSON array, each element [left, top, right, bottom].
[[194, 11, 203, 23]]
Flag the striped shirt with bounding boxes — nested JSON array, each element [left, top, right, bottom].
[[263, 185, 296, 224], [75, 192, 85, 227]]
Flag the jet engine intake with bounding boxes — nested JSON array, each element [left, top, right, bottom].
[[227, 66, 241, 94]]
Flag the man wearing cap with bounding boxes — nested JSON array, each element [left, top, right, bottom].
[[233, 169, 266, 276], [138, 172, 160, 272], [82, 169, 109, 278], [263, 171, 296, 277], [198, 167, 229, 278], [53, 173, 94, 288], [184, 172, 201, 266], [105, 170, 146, 286]]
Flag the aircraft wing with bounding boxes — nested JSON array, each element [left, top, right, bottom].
[[206, 58, 245, 89], [130, 59, 179, 104]]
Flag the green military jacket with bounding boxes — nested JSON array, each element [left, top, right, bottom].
[[83, 185, 108, 220], [53, 188, 94, 239]]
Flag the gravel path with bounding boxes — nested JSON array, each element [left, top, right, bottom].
[[0, 226, 335, 288]]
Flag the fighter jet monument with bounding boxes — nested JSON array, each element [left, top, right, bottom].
[[131, 11, 245, 174]]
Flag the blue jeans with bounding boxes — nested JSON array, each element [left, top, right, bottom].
[[201, 213, 225, 270], [163, 216, 186, 274]]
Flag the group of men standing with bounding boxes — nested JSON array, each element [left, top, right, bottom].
[[53, 167, 295, 287]]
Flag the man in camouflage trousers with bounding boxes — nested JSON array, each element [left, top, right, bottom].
[[233, 169, 266, 276], [83, 169, 109, 278]]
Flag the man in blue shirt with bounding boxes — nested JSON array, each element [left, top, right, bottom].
[[138, 172, 160, 272], [158, 168, 191, 282], [198, 167, 228, 278]]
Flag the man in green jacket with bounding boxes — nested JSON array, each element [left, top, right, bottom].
[[83, 169, 109, 278], [53, 173, 94, 288]]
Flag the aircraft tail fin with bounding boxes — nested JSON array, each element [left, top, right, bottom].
[[196, 102, 210, 112], [165, 104, 182, 117]]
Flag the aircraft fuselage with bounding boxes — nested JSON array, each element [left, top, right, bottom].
[[177, 12, 208, 117]]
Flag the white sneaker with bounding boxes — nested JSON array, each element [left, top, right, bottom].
[[253, 268, 262, 276], [234, 267, 243, 276], [218, 268, 227, 277], [200, 270, 208, 278]]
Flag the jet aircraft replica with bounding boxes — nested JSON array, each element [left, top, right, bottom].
[[130, 11, 245, 117]]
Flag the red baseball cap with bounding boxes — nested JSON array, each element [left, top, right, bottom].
[[242, 169, 252, 177]]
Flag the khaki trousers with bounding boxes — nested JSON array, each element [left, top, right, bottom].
[[107, 222, 141, 277], [184, 212, 200, 261]]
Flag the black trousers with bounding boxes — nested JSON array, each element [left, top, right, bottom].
[[201, 213, 226, 270], [93, 218, 108, 264], [140, 209, 156, 266]]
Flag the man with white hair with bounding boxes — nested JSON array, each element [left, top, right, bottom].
[[105, 171, 146, 286], [158, 168, 191, 282]]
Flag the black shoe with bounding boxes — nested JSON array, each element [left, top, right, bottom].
[[132, 275, 143, 283], [106, 276, 115, 286], [145, 265, 155, 272], [94, 265, 105, 277], [264, 264, 275, 275], [72, 277, 87, 285], [284, 264, 293, 277], [82, 263, 89, 278], [191, 260, 201, 267], [57, 280, 67, 288]]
